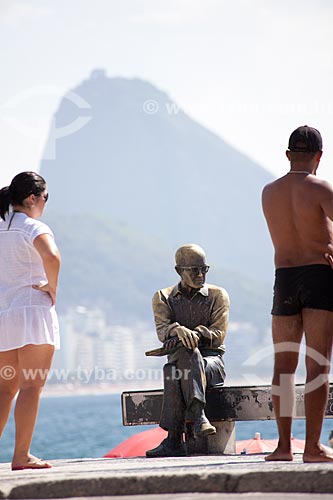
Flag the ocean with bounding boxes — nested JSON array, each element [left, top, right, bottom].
[[0, 393, 332, 463]]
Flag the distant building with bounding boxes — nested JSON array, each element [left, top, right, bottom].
[[53, 306, 163, 387]]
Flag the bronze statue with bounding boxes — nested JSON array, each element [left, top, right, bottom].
[[146, 244, 230, 457]]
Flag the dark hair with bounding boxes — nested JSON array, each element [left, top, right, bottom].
[[0, 171, 46, 220]]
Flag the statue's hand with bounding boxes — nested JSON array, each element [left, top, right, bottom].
[[174, 326, 200, 350], [163, 337, 179, 351], [324, 253, 333, 269]]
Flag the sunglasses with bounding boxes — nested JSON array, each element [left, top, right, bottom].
[[180, 265, 210, 275], [41, 193, 49, 202]]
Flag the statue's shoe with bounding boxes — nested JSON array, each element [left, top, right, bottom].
[[193, 415, 216, 436], [146, 438, 186, 458]]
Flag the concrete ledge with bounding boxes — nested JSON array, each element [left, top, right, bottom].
[[1, 456, 333, 498]]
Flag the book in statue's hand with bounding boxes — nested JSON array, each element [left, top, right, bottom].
[[145, 336, 181, 356]]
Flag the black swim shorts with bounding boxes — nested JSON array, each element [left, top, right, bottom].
[[271, 264, 333, 315]]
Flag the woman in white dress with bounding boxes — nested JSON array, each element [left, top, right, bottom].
[[0, 171, 61, 470]]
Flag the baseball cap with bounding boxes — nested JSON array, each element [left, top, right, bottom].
[[288, 125, 323, 152], [288, 125, 323, 153]]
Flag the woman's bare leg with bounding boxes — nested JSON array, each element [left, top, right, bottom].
[[0, 349, 19, 437], [12, 344, 54, 469]]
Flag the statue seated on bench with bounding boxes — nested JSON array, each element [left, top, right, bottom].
[[146, 244, 230, 457]]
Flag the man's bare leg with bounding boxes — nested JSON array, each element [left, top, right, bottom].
[[302, 309, 333, 463], [265, 314, 303, 461]]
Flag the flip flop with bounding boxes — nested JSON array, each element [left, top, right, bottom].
[[11, 459, 52, 471]]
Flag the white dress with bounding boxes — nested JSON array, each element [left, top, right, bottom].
[[0, 210, 60, 351]]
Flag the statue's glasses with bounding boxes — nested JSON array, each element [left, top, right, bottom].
[[180, 265, 210, 275]]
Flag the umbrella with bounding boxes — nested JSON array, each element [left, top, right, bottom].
[[236, 432, 305, 454], [104, 426, 167, 458]]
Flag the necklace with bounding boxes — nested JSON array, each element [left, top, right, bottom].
[[288, 170, 311, 175]]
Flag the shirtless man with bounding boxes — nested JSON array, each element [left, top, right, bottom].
[[262, 125, 333, 463]]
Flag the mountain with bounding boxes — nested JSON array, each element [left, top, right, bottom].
[[40, 69, 275, 282], [43, 212, 272, 329]]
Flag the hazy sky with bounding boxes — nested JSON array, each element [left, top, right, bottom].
[[1, 0, 332, 185]]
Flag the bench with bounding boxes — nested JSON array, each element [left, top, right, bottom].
[[121, 384, 333, 454]]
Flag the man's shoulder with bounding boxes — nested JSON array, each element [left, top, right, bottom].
[[160, 284, 178, 297], [262, 176, 286, 193], [152, 284, 229, 302], [152, 285, 177, 301], [205, 284, 229, 300], [263, 174, 331, 190], [262, 179, 279, 206], [262, 175, 332, 207], [307, 176, 333, 192]]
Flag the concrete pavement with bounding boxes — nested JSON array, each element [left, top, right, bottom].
[[1, 454, 333, 498], [38, 495, 333, 500]]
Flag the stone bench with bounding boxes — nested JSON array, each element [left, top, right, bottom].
[[121, 384, 333, 454]]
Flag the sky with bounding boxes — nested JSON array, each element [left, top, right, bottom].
[[0, 0, 333, 186]]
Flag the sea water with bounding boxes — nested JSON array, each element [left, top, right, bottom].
[[0, 394, 332, 463]]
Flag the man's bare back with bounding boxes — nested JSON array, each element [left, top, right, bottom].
[[262, 172, 333, 268], [262, 126, 333, 463]]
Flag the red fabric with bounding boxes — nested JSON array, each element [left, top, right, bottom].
[[104, 427, 167, 458], [236, 435, 305, 454], [104, 427, 308, 458]]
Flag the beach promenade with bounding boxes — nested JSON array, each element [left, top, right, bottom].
[[1, 454, 333, 498]]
